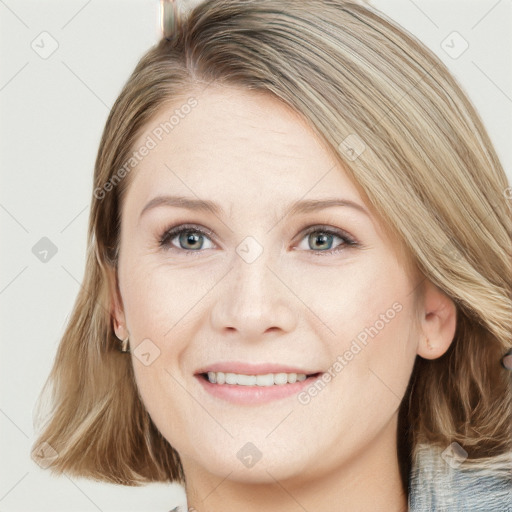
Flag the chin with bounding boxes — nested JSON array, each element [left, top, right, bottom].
[[186, 438, 314, 483]]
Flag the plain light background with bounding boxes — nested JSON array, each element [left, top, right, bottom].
[[1, 1, 511, 511]]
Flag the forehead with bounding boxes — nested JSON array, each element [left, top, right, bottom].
[[124, 84, 366, 213]]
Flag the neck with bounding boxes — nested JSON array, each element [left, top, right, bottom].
[[180, 415, 408, 512]]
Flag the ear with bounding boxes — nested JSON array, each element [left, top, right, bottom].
[[417, 280, 457, 360], [106, 264, 128, 340]]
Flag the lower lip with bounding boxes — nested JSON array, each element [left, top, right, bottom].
[[195, 373, 323, 405]]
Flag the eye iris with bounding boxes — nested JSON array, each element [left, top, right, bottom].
[[309, 232, 333, 250], [179, 231, 202, 250]]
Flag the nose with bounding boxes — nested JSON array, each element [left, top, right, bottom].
[[209, 250, 298, 341]]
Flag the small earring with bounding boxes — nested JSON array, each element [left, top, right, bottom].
[[115, 330, 130, 353], [501, 348, 512, 371], [120, 336, 130, 353]]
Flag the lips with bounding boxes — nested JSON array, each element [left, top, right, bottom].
[[195, 367, 324, 405]]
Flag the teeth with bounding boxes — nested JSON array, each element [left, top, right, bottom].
[[206, 371, 310, 386]]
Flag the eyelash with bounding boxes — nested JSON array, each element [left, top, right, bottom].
[[158, 223, 359, 256]]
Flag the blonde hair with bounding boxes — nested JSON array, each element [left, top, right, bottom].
[[32, 0, 512, 493]]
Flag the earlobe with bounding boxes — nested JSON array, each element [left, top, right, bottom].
[[417, 281, 457, 360]]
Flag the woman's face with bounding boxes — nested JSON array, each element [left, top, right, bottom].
[[113, 85, 423, 484]]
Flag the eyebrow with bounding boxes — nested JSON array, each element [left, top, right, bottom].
[[139, 195, 370, 220]]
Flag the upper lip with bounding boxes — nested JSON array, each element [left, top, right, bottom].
[[195, 362, 320, 375]]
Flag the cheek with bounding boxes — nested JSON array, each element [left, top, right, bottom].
[[120, 257, 212, 340], [119, 259, 214, 443], [288, 253, 413, 341], [292, 255, 418, 397], [296, 263, 417, 450]]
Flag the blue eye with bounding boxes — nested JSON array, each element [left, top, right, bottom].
[[159, 225, 215, 252], [297, 226, 358, 254], [158, 224, 358, 255]]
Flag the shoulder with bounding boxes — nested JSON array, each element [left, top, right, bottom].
[[408, 443, 512, 512]]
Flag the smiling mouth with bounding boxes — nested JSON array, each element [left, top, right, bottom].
[[199, 371, 322, 386]]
